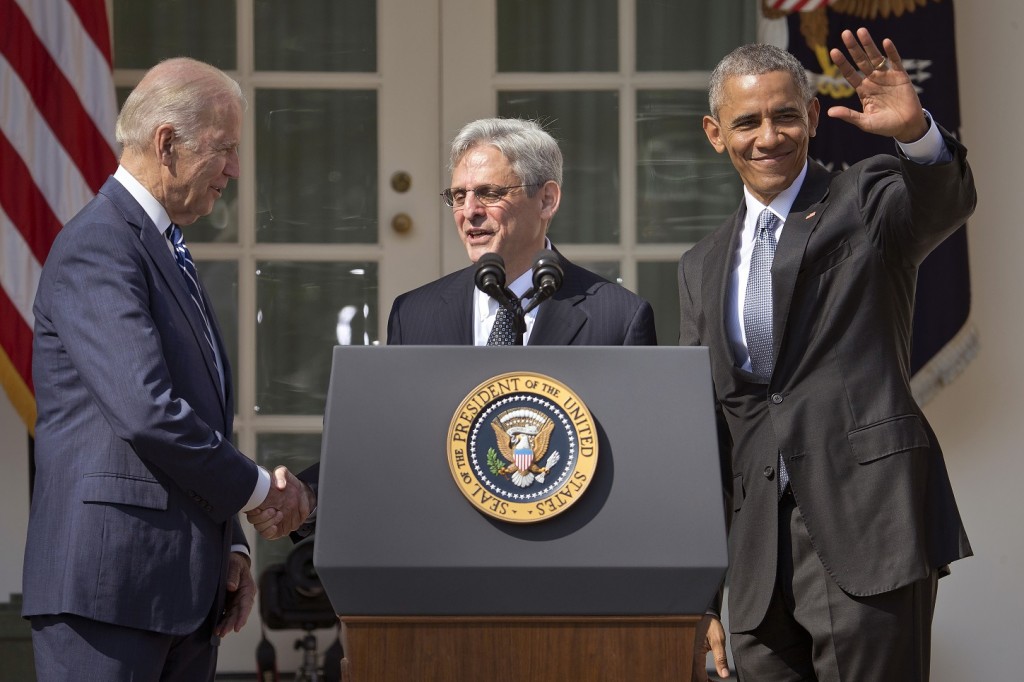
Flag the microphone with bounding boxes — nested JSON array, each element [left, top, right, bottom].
[[474, 252, 516, 310], [531, 249, 563, 300], [522, 249, 563, 314]]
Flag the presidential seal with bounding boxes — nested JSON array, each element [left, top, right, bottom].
[[447, 372, 598, 523]]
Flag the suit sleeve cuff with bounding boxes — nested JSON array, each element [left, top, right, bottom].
[[897, 109, 951, 164], [240, 466, 272, 512]]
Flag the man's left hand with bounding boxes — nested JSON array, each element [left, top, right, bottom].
[[827, 27, 928, 143], [216, 552, 255, 638]]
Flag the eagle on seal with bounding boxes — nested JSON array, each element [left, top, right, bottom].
[[491, 408, 561, 488]]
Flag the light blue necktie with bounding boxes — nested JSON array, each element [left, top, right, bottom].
[[743, 208, 790, 495], [166, 224, 216, 354]]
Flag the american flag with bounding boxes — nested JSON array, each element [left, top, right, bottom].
[[0, 0, 117, 433]]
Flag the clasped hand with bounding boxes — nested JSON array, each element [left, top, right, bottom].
[[246, 466, 316, 540]]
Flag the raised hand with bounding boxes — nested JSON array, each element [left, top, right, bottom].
[[246, 466, 316, 540], [827, 27, 928, 142]]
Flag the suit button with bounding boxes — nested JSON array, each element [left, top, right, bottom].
[[764, 466, 775, 480], [771, 393, 783, 404]]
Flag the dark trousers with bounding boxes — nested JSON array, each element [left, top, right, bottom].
[[31, 613, 218, 682], [731, 492, 939, 682]]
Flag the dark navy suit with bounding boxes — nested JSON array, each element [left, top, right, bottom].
[[24, 177, 258, 678]]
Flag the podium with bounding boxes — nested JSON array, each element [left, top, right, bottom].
[[314, 346, 727, 681]]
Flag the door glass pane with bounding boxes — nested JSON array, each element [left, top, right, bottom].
[[498, 0, 617, 72], [572, 261, 620, 285], [195, 261, 239, 402], [255, 90, 378, 243], [256, 261, 379, 416], [112, 0, 236, 69], [498, 91, 618, 244], [254, 0, 376, 72], [635, 0, 756, 71], [255, 433, 322, 574], [637, 90, 740, 244], [637, 261, 679, 347]]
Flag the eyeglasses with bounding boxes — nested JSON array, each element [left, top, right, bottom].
[[440, 184, 540, 208]]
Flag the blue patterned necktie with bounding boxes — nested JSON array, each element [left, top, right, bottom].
[[487, 304, 521, 345], [166, 224, 216, 353], [743, 208, 790, 495]]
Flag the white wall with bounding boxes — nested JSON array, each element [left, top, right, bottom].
[[2, 1, 1022, 677], [927, 0, 1024, 677]]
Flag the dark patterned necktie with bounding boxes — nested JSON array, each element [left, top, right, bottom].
[[743, 209, 790, 495], [487, 304, 520, 345], [166, 224, 215, 353]]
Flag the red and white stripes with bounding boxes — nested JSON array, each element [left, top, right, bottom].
[[0, 0, 116, 431]]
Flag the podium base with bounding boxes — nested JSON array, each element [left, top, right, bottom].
[[340, 615, 699, 682]]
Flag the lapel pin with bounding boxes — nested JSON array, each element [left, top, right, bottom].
[[805, 211, 816, 220]]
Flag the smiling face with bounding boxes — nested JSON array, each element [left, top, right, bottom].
[[703, 70, 819, 205], [161, 97, 242, 226], [449, 144, 559, 280]]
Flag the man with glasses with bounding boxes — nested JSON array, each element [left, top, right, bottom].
[[388, 117, 657, 347], [249, 118, 656, 542]]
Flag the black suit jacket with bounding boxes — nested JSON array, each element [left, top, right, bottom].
[[387, 251, 657, 346], [678, 132, 975, 632]]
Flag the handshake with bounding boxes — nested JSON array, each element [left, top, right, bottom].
[[246, 466, 318, 540]]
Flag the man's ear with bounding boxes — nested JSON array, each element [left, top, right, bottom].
[[155, 124, 176, 166], [807, 97, 821, 138], [539, 180, 561, 220], [703, 115, 726, 154]]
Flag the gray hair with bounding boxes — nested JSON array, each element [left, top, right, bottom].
[[708, 43, 814, 118], [115, 57, 245, 153], [448, 118, 563, 189]]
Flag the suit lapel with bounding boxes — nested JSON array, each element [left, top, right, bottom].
[[103, 180, 227, 417], [771, 161, 831, 359], [530, 292, 587, 345], [529, 254, 589, 345], [704, 208, 744, 369], [439, 268, 476, 345]]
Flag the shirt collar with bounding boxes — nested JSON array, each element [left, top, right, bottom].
[[742, 160, 809, 239], [114, 165, 172, 235]]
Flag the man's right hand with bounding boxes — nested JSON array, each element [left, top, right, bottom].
[[692, 614, 730, 680], [246, 466, 316, 540]]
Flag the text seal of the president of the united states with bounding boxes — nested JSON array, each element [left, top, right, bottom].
[[447, 371, 598, 523]]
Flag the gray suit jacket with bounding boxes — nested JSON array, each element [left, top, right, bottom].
[[679, 131, 975, 632], [387, 251, 657, 346], [23, 176, 258, 635]]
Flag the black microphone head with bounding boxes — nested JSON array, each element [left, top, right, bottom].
[[474, 252, 507, 293], [532, 249, 563, 294]]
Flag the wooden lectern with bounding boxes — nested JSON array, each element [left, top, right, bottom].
[[313, 347, 726, 682]]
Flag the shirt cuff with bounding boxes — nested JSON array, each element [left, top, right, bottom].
[[897, 109, 951, 165], [231, 544, 250, 559], [241, 466, 272, 513]]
